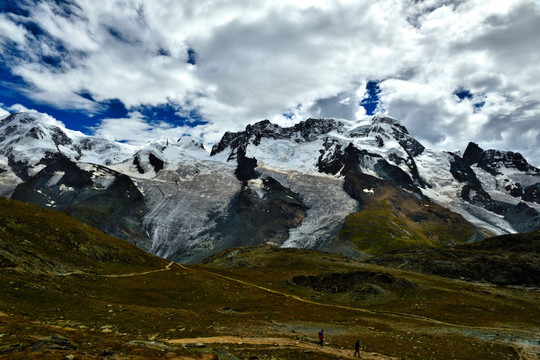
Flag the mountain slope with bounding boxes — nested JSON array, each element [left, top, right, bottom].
[[337, 170, 484, 255]]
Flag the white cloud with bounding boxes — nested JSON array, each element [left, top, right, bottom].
[[375, 0, 540, 165], [0, 13, 28, 46], [92, 112, 194, 145], [0, 0, 539, 166], [8, 104, 32, 113]]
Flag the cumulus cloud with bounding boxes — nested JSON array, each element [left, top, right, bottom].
[[0, 0, 539, 165], [92, 112, 192, 145], [376, 0, 540, 164]]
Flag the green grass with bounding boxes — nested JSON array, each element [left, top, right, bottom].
[[339, 203, 434, 254], [339, 201, 477, 255]]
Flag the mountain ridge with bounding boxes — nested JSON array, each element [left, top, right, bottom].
[[1, 110, 539, 262]]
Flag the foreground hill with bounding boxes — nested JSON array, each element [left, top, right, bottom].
[[1, 198, 539, 359], [0, 196, 165, 275]]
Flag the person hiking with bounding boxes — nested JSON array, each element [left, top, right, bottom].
[[354, 338, 361, 357], [318, 329, 324, 347]]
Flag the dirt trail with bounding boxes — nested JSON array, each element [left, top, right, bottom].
[[57, 261, 175, 277], [54, 261, 539, 357], [166, 336, 399, 359], [101, 261, 175, 278], [197, 268, 537, 335], [512, 344, 540, 360]]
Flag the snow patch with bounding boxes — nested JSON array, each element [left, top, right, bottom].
[[248, 178, 266, 199], [46, 171, 65, 187], [59, 184, 74, 192]]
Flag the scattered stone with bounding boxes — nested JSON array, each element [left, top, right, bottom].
[[126, 340, 173, 351], [195, 343, 206, 348], [101, 329, 112, 334], [63, 355, 75, 360], [99, 349, 115, 356], [216, 351, 239, 360], [30, 334, 77, 351]]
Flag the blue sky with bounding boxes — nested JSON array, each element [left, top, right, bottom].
[[0, 0, 539, 165]]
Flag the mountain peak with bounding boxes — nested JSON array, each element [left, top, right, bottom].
[[371, 114, 402, 126], [463, 142, 539, 176]]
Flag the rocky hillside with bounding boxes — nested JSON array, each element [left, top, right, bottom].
[[0, 110, 539, 262], [336, 170, 486, 255]]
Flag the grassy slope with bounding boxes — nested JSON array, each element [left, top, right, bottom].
[[1, 197, 539, 359], [0, 197, 164, 275], [339, 171, 478, 255]]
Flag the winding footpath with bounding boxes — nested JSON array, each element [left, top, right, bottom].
[[57, 261, 175, 277], [55, 261, 539, 359]]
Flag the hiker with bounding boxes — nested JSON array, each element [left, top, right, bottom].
[[318, 329, 324, 347], [354, 338, 361, 357]]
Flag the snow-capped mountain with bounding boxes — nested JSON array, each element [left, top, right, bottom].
[[1, 110, 539, 263]]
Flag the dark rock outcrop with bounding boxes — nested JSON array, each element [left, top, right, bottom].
[[523, 183, 540, 204], [463, 142, 539, 176], [504, 202, 540, 233], [290, 270, 415, 300]]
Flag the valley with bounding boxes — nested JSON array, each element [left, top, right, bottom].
[[1, 198, 539, 359]]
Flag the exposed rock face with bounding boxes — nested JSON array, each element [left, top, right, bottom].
[[237, 177, 308, 245], [463, 142, 539, 176], [523, 183, 540, 204], [504, 202, 540, 233], [211, 118, 345, 158]]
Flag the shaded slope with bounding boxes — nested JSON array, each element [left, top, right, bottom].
[[10, 156, 150, 250], [0, 197, 164, 275]]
